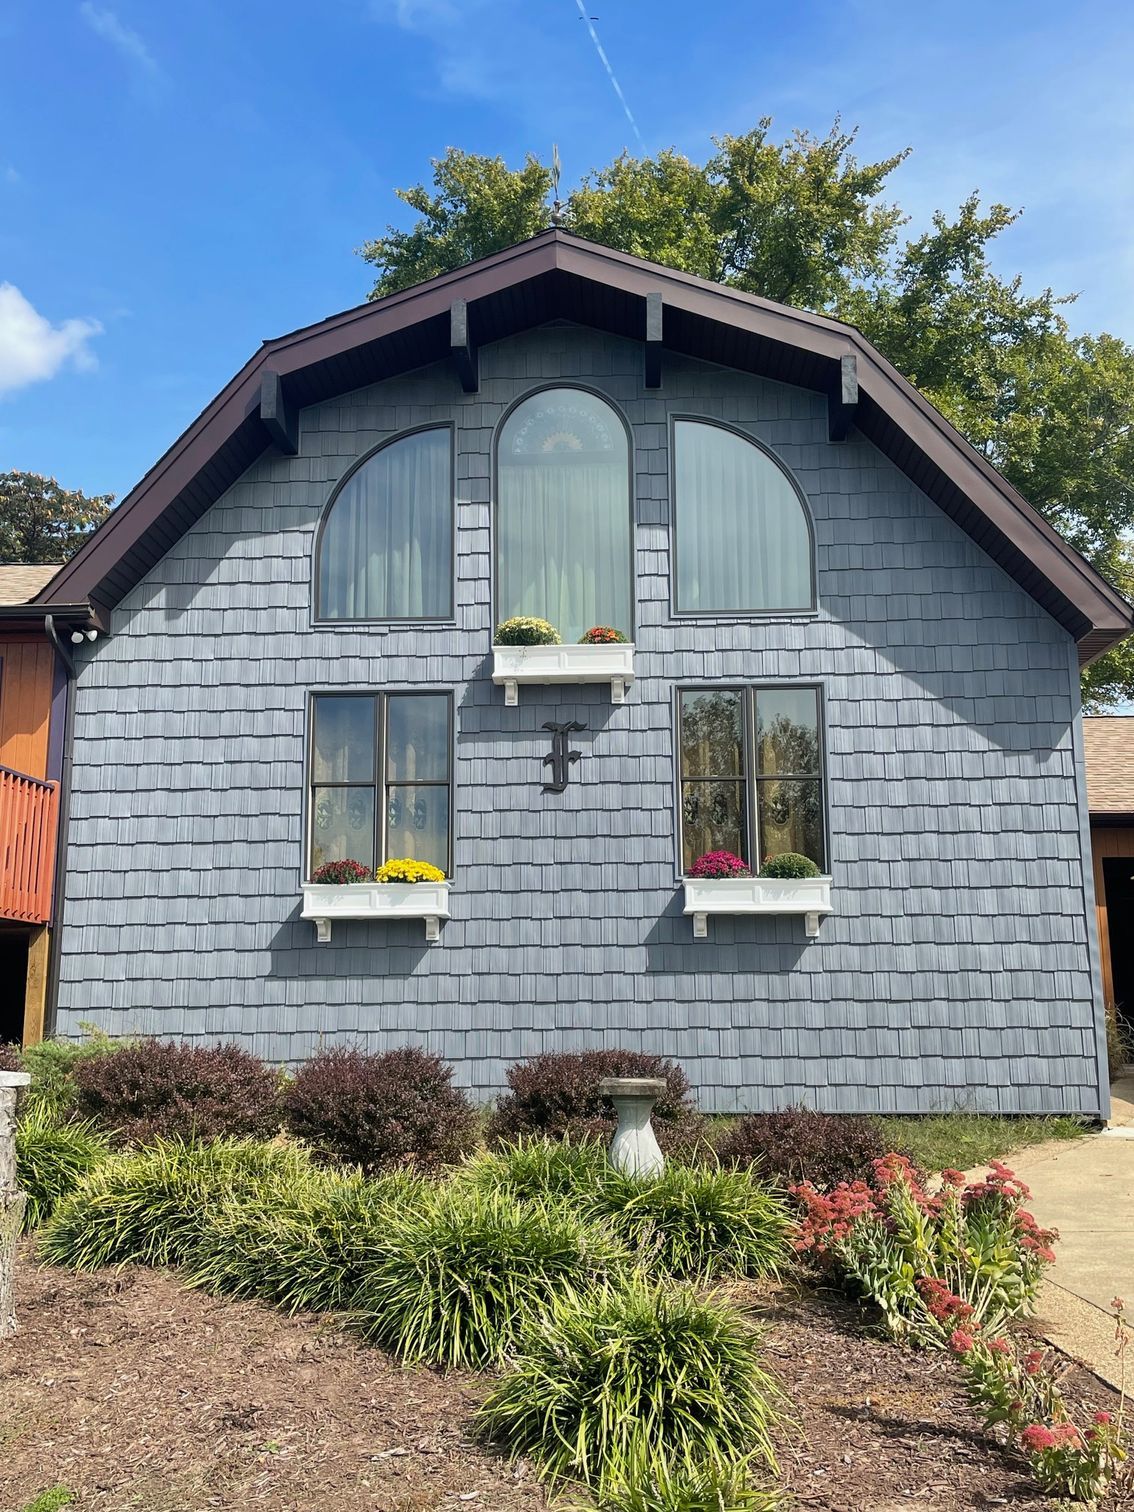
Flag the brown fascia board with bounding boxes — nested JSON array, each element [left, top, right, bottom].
[[38, 230, 1134, 661]]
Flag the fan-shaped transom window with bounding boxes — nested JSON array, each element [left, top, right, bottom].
[[496, 388, 633, 644], [673, 419, 814, 614], [316, 426, 452, 621]]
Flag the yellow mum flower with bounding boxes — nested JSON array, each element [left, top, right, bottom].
[[375, 858, 447, 884]]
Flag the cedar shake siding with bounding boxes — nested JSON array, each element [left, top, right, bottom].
[[54, 327, 1108, 1116]]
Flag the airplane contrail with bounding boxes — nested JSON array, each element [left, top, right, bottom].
[[573, 0, 644, 148]]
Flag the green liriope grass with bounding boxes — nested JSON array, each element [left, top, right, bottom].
[[350, 1183, 627, 1368], [477, 1273, 782, 1501], [20, 1489, 75, 1512], [188, 1165, 432, 1314], [459, 1135, 609, 1205], [582, 1453, 781, 1512], [38, 1138, 314, 1271], [463, 1138, 792, 1281], [15, 1101, 112, 1230], [597, 1161, 792, 1280]]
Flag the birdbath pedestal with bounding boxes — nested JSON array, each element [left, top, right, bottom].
[[598, 1076, 666, 1179]]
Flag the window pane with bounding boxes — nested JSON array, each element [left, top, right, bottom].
[[680, 691, 743, 777], [318, 427, 452, 619], [675, 420, 813, 613], [756, 688, 820, 776], [312, 696, 376, 783], [498, 388, 631, 644], [757, 778, 823, 869], [681, 781, 747, 871], [386, 695, 449, 783], [310, 787, 375, 874], [386, 785, 450, 873]]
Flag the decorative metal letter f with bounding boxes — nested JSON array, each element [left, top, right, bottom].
[[542, 720, 587, 793]]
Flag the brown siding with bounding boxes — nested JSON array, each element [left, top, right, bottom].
[[1091, 823, 1134, 1006], [0, 635, 55, 779]]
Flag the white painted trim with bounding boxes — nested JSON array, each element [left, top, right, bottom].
[[682, 874, 832, 939], [492, 642, 635, 704], [301, 881, 451, 943]]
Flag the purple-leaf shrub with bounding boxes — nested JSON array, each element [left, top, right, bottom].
[[486, 1049, 701, 1148], [717, 1105, 896, 1189], [73, 1039, 280, 1145], [280, 1045, 477, 1173]]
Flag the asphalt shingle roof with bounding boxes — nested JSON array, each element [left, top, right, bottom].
[[0, 563, 62, 605], [1084, 715, 1134, 815]]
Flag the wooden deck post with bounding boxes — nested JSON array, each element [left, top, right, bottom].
[[22, 926, 49, 1048], [0, 1070, 30, 1338]]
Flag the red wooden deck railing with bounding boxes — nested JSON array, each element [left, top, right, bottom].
[[0, 765, 59, 925]]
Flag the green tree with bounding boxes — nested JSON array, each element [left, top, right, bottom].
[[361, 127, 1134, 706], [360, 150, 552, 297], [0, 472, 113, 564]]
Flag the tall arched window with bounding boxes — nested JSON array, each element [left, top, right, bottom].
[[673, 420, 814, 614], [496, 388, 632, 643], [316, 426, 452, 621]]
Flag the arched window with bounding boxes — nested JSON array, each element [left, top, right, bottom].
[[496, 388, 632, 643], [673, 420, 814, 614], [316, 426, 452, 621]]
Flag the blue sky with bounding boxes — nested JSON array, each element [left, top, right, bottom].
[[2, 0, 1133, 504]]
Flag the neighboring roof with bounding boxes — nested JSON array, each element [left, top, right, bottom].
[[36, 230, 1134, 663], [1084, 716, 1134, 815], [0, 563, 62, 605]]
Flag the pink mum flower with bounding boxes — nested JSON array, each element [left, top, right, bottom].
[[949, 1328, 976, 1354], [1094, 1410, 1113, 1425]]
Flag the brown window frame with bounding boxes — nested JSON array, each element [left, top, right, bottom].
[[306, 689, 454, 879], [676, 684, 828, 876]]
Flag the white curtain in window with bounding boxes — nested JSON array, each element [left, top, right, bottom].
[[675, 421, 812, 613], [318, 428, 451, 619], [498, 458, 631, 642]]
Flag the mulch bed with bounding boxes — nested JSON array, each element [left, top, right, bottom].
[[748, 1281, 1130, 1509], [2, 1242, 1130, 1511]]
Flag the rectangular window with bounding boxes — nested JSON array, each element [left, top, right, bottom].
[[308, 691, 452, 878], [678, 686, 825, 874]]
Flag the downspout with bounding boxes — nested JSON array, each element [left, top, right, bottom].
[[42, 615, 76, 1040]]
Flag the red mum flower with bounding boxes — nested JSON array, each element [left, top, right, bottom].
[[949, 1328, 976, 1354], [1094, 1410, 1113, 1425]]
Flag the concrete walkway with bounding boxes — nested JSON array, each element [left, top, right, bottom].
[[999, 1074, 1134, 1388]]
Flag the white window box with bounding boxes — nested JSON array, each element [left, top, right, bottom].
[[492, 642, 635, 706], [301, 881, 451, 943], [682, 875, 832, 939]]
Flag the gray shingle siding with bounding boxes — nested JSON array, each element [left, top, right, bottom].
[[55, 327, 1108, 1116]]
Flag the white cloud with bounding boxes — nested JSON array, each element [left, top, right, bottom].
[[0, 284, 102, 397], [79, 4, 163, 84]]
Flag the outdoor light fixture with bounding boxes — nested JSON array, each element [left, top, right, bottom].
[[70, 631, 84, 644]]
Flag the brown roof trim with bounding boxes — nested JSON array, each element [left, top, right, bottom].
[[38, 230, 1134, 661]]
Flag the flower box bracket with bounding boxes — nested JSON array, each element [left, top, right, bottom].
[[300, 881, 451, 943], [683, 874, 832, 940], [492, 642, 635, 707]]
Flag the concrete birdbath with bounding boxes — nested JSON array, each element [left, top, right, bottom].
[[598, 1076, 667, 1178]]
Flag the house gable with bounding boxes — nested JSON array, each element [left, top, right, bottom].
[[37, 231, 1134, 664]]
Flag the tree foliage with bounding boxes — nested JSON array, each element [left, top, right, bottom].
[[0, 472, 113, 565], [360, 123, 1134, 705]]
